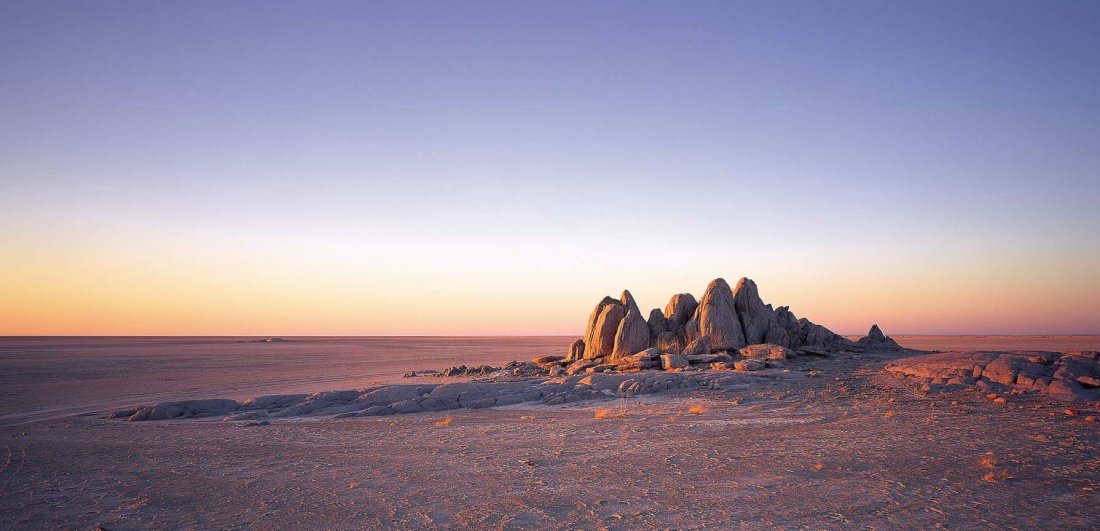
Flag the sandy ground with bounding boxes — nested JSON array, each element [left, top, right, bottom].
[[1, 337, 1098, 529]]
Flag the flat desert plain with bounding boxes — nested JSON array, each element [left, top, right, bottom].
[[1, 336, 1098, 529]]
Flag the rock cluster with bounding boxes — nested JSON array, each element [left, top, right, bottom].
[[562, 277, 855, 371], [885, 350, 1100, 403]]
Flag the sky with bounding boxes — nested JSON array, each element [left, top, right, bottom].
[[1, 0, 1098, 336]]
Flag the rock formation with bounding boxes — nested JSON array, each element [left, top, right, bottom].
[[886, 350, 1099, 403], [681, 336, 712, 357], [579, 296, 621, 359], [732, 278, 775, 345], [655, 331, 683, 355], [695, 278, 746, 351], [587, 303, 626, 359], [567, 339, 585, 361], [646, 309, 668, 342], [570, 276, 853, 363], [611, 309, 651, 360], [663, 293, 698, 339], [858, 324, 900, 348], [768, 306, 801, 347], [620, 289, 641, 317]]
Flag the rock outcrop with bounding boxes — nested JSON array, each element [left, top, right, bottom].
[[682, 336, 712, 357], [858, 324, 900, 348], [695, 278, 746, 351], [655, 331, 683, 355], [611, 310, 650, 360], [114, 368, 804, 422], [580, 297, 621, 359], [620, 290, 641, 317], [586, 302, 625, 359], [732, 278, 775, 345], [885, 351, 1099, 403], [568, 276, 853, 362], [739, 343, 793, 361], [663, 293, 698, 338], [768, 306, 801, 347], [647, 309, 668, 342], [567, 339, 585, 361]]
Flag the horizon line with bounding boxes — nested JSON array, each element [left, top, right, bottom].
[[2, 333, 1099, 339]]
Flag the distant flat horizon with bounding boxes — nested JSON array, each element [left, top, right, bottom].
[[3, 334, 1098, 341]]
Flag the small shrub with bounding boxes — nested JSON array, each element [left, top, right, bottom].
[[980, 453, 997, 468], [595, 408, 625, 419]]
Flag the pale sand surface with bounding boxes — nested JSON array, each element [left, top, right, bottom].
[[1, 337, 1098, 528]]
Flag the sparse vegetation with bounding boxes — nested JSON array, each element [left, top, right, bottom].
[[980, 452, 1011, 481], [594, 408, 626, 420], [980, 453, 997, 468]]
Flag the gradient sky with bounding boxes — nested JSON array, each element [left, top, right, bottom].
[[2, 1, 1099, 336]]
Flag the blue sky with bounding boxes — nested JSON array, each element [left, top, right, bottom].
[[2, 1, 1098, 335]]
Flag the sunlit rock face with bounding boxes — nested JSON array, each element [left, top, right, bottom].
[[579, 296, 623, 360], [695, 278, 746, 351], [620, 289, 641, 318], [587, 303, 626, 359], [611, 309, 651, 360], [568, 276, 852, 361]]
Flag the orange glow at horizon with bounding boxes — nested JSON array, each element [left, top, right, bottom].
[[3, 234, 1098, 336]]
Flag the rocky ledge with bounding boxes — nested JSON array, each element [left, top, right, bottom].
[[109, 369, 807, 423], [886, 350, 1100, 403]]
